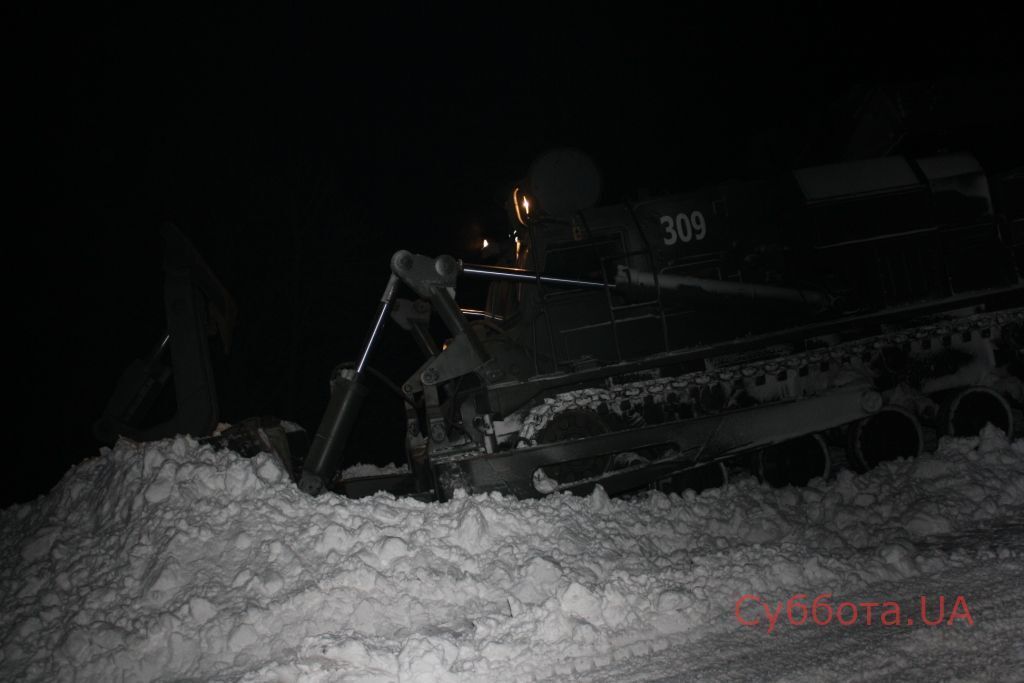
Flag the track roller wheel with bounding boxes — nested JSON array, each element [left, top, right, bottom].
[[939, 386, 1014, 437], [758, 434, 831, 487], [847, 406, 923, 472]]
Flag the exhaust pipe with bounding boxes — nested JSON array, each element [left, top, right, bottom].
[[940, 386, 1013, 437], [759, 434, 831, 487], [848, 406, 923, 472]]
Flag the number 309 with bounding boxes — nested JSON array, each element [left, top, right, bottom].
[[660, 211, 707, 245]]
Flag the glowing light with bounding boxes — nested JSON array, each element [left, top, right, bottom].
[[512, 187, 527, 225], [515, 235, 521, 259], [483, 239, 489, 249], [522, 196, 530, 215]]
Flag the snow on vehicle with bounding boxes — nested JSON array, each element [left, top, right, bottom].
[[296, 149, 1023, 500]]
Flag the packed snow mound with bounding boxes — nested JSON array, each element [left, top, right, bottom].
[[341, 462, 411, 479], [2, 427, 1023, 682]]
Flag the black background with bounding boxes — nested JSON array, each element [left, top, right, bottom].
[[10, 4, 1023, 507]]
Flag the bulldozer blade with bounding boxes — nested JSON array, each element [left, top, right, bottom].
[[201, 417, 308, 481]]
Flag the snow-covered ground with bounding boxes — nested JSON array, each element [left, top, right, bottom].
[[2, 426, 1022, 682]]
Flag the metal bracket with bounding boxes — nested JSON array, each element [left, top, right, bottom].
[[391, 251, 503, 389], [390, 250, 459, 299]]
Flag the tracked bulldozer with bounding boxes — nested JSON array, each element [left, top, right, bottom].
[[294, 149, 1023, 500], [98, 150, 1024, 502]]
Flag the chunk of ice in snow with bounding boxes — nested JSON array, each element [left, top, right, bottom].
[[560, 581, 603, 623], [533, 468, 558, 494]]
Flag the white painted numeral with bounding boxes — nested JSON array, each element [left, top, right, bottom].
[[661, 215, 677, 245], [660, 210, 707, 245]]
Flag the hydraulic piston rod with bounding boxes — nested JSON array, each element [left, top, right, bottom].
[[300, 273, 400, 495], [462, 263, 831, 313], [461, 263, 608, 290]]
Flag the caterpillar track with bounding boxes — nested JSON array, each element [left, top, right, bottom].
[[506, 305, 1023, 493], [520, 307, 1023, 444]]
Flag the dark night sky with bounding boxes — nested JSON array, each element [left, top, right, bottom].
[[10, 4, 1023, 506]]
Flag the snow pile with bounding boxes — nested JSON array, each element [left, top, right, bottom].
[[341, 462, 411, 479], [2, 426, 1023, 681]]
